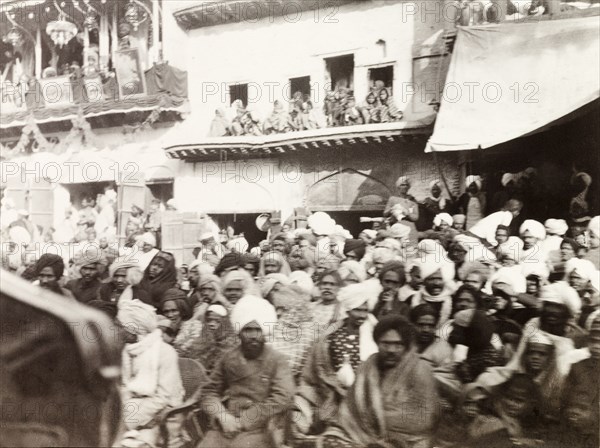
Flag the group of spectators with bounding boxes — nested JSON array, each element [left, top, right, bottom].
[[207, 81, 404, 138], [3, 169, 599, 448]]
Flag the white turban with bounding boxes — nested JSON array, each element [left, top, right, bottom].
[[415, 255, 454, 283], [521, 263, 550, 282], [361, 229, 377, 240], [337, 280, 380, 313], [565, 258, 597, 282], [433, 213, 453, 228], [395, 176, 410, 188], [117, 299, 158, 336], [544, 219, 568, 237], [539, 282, 581, 317], [491, 266, 526, 294], [520, 220, 546, 241], [138, 232, 157, 248], [372, 247, 395, 264], [338, 260, 367, 283], [465, 175, 482, 190], [207, 304, 228, 317], [288, 270, 314, 295], [589, 216, 600, 239], [501, 173, 516, 187], [429, 179, 442, 190], [230, 295, 278, 336], [389, 223, 411, 239], [496, 237, 524, 262]]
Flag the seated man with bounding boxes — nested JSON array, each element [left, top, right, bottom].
[[199, 296, 293, 448], [66, 247, 104, 303], [320, 316, 439, 448]]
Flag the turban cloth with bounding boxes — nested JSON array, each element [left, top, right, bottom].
[[496, 237, 524, 262], [75, 245, 106, 269], [395, 176, 410, 188], [415, 255, 454, 283], [372, 247, 395, 264], [215, 252, 242, 276], [207, 304, 228, 317], [453, 214, 466, 225], [465, 175, 482, 190], [544, 219, 568, 237], [565, 258, 597, 282], [199, 273, 222, 289], [117, 299, 158, 336], [230, 295, 278, 336], [222, 269, 253, 292], [109, 260, 142, 280], [389, 223, 411, 239], [260, 273, 291, 298], [501, 173, 516, 187], [519, 220, 546, 241], [189, 260, 215, 276], [429, 179, 442, 190], [139, 232, 157, 247], [521, 263, 550, 282], [589, 216, 600, 239], [491, 266, 526, 294], [260, 251, 292, 276], [338, 260, 367, 283], [34, 254, 65, 278], [433, 213, 453, 228], [360, 229, 377, 240], [343, 239, 366, 260], [337, 280, 380, 313], [242, 252, 261, 267], [288, 270, 314, 295], [539, 282, 581, 317]]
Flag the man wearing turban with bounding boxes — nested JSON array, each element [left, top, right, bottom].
[[116, 299, 185, 448], [32, 253, 74, 298], [384, 176, 419, 245], [295, 281, 379, 438], [457, 174, 486, 230], [199, 295, 293, 448], [65, 246, 105, 303]]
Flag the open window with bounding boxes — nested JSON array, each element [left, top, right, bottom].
[[229, 83, 249, 107], [289, 76, 311, 98], [325, 54, 354, 91], [368, 65, 394, 94]]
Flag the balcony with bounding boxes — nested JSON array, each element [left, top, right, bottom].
[[0, 0, 188, 131]]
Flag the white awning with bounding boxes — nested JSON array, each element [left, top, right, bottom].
[[426, 16, 600, 152]]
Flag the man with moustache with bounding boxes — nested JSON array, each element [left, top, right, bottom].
[[320, 316, 439, 448], [199, 295, 293, 448], [32, 253, 74, 299]]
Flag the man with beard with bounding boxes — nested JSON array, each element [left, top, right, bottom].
[[66, 248, 104, 303], [410, 303, 453, 368], [32, 253, 74, 299], [320, 316, 439, 448], [199, 295, 293, 448]]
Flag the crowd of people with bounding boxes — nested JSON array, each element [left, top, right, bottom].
[[1, 169, 599, 448], [207, 81, 403, 138]]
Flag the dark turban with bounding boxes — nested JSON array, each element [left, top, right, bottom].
[[343, 239, 366, 260], [159, 288, 192, 320], [34, 254, 65, 278], [214, 252, 243, 277]]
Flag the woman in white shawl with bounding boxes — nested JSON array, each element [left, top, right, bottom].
[[116, 300, 184, 448]]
